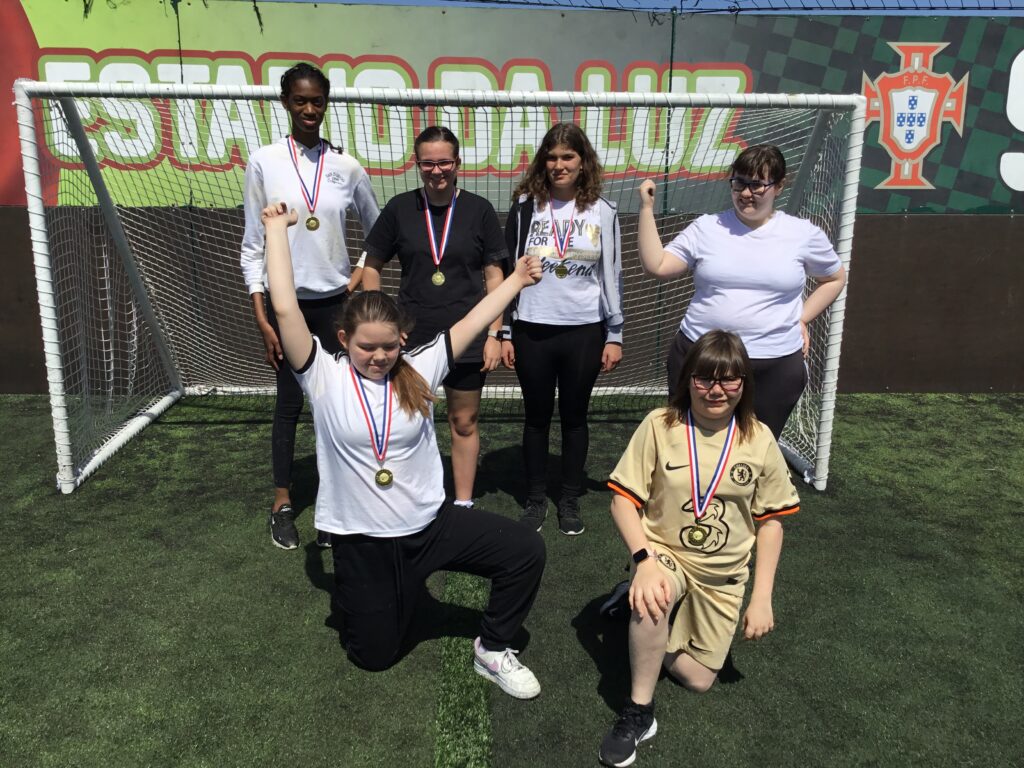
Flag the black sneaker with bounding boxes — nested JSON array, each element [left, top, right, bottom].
[[599, 700, 657, 767], [269, 504, 299, 550], [599, 579, 632, 621], [557, 496, 585, 536], [315, 529, 332, 549], [520, 498, 547, 531]]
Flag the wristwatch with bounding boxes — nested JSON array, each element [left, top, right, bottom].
[[632, 548, 650, 565], [487, 330, 499, 339]]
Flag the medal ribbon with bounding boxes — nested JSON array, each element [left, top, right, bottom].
[[422, 188, 458, 270], [349, 366, 393, 466], [288, 137, 326, 217], [548, 201, 576, 261], [685, 409, 737, 521]]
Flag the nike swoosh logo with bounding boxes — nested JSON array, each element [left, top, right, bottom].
[[665, 462, 689, 471]]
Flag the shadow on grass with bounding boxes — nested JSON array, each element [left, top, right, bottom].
[[572, 593, 632, 710], [572, 589, 747, 710], [477, 444, 612, 504]]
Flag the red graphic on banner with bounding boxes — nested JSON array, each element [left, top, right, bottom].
[[862, 42, 968, 189], [0, 3, 44, 206]]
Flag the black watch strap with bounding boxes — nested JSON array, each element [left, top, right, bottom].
[[632, 548, 650, 565]]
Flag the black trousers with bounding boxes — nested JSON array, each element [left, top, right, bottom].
[[512, 320, 605, 502], [331, 502, 546, 671], [265, 292, 348, 489], [666, 330, 807, 440]]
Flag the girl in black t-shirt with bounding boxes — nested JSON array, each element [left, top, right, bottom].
[[364, 126, 509, 508]]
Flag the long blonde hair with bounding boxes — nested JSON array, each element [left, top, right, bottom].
[[339, 292, 435, 418]]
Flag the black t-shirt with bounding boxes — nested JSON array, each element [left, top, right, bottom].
[[364, 189, 508, 361]]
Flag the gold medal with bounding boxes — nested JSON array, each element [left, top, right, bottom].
[[555, 264, 569, 279], [431, 270, 446, 287], [687, 526, 707, 546], [375, 468, 394, 488], [305, 215, 320, 231]]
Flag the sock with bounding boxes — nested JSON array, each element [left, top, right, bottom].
[[453, 499, 474, 508]]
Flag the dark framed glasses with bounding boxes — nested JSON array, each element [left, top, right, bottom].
[[416, 159, 457, 172], [691, 374, 745, 392], [728, 177, 776, 195]]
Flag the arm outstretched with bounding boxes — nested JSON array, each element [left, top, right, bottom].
[[449, 256, 542, 360]]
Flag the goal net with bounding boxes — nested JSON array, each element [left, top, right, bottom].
[[14, 81, 865, 493]]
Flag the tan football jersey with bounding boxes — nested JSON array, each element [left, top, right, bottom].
[[608, 407, 799, 591]]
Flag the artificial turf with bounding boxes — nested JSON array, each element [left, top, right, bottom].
[[1, 394, 1021, 767]]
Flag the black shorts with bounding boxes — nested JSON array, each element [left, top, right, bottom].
[[443, 361, 487, 392]]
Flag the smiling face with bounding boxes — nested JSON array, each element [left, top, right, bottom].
[[340, 321, 402, 380], [281, 77, 327, 146], [545, 144, 583, 200], [416, 139, 460, 203], [730, 165, 783, 229], [688, 372, 744, 429]]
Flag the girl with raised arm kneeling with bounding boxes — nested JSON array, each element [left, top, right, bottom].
[[262, 201, 546, 697]]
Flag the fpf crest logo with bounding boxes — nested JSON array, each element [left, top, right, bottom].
[[862, 42, 968, 189]]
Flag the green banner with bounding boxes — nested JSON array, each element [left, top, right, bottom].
[[6, 1, 1023, 212]]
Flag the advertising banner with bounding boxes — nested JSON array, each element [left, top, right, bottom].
[[3, 1, 1022, 212]]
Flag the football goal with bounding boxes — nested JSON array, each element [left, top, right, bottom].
[[14, 80, 865, 492]]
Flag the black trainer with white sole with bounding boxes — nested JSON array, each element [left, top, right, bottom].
[[269, 504, 299, 550], [599, 700, 657, 767]]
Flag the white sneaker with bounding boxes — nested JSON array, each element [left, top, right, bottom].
[[473, 637, 541, 699]]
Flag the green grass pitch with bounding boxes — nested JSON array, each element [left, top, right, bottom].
[[1, 393, 1021, 767]]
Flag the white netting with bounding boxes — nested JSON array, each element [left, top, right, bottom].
[[16, 83, 863, 491]]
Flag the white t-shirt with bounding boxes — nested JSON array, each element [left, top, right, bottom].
[[294, 332, 453, 537], [516, 198, 604, 326], [240, 138, 380, 299], [665, 210, 842, 357]]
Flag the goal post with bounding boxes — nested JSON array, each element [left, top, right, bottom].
[[14, 79, 865, 492]]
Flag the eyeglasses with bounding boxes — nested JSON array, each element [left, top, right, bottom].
[[728, 177, 777, 195], [416, 159, 457, 172], [691, 375, 745, 392]]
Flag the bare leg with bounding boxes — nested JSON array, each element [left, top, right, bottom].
[[628, 581, 677, 706], [445, 386, 483, 503], [663, 650, 719, 693], [272, 487, 291, 512]]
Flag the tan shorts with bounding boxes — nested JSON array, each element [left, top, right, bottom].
[[652, 548, 744, 671]]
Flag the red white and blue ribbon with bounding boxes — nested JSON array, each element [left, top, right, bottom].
[[548, 201, 576, 261], [422, 188, 458, 270], [350, 366, 393, 467], [288, 137, 326, 217], [685, 409, 737, 521]]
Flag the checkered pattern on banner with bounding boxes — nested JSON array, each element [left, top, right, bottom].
[[709, 15, 1024, 213]]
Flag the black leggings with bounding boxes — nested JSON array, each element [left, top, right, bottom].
[[666, 330, 807, 440], [265, 292, 348, 489], [512, 320, 605, 501], [332, 502, 546, 671]]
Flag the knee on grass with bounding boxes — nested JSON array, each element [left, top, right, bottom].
[[346, 638, 402, 673], [664, 652, 718, 693]]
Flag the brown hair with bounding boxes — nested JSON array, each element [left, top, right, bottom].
[[731, 144, 786, 185], [513, 123, 603, 208], [339, 292, 434, 418], [664, 330, 757, 442], [414, 125, 459, 158]]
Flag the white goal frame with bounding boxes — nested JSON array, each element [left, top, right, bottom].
[[14, 80, 865, 493]]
